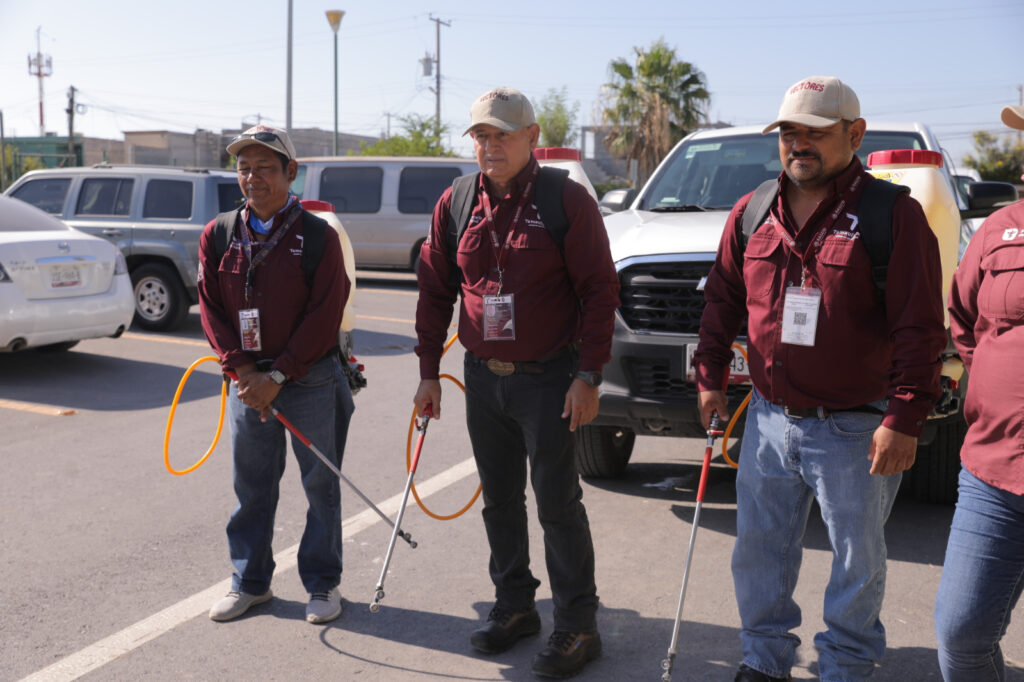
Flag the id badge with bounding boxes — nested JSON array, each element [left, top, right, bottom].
[[239, 308, 262, 352], [483, 294, 515, 341], [781, 287, 821, 347]]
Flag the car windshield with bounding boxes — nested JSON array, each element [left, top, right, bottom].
[[639, 130, 926, 211], [0, 197, 73, 232]]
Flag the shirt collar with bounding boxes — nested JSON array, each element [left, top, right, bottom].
[[244, 195, 297, 235]]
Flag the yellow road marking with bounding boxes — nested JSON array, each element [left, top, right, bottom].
[[121, 332, 209, 347], [0, 398, 75, 416], [357, 314, 416, 325]]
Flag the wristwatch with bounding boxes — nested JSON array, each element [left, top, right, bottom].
[[574, 370, 602, 387], [268, 369, 288, 386]]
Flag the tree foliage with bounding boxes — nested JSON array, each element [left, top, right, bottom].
[[963, 130, 1024, 184], [535, 87, 579, 148], [601, 38, 710, 184], [1, 147, 44, 191], [357, 114, 453, 156]]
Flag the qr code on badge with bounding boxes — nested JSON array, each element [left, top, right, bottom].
[[793, 312, 807, 325]]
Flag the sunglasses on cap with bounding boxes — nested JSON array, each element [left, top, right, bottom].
[[232, 131, 284, 146]]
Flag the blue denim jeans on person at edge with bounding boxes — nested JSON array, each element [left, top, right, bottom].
[[935, 467, 1024, 682], [732, 387, 900, 682], [226, 354, 354, 596]]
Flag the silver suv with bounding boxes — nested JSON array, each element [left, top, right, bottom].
[[5, 165, 243, 330], [585, 123, 1017, 503]]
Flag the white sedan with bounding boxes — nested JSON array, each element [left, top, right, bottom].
[[0, 194, 135, 352]]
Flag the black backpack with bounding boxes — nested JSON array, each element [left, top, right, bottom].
[[739, 177, 910, 299], [212, 207, 329, 289], [445, 166, 570, 280]]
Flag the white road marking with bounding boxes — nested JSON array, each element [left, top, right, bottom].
[[18, 457, 480, 682]]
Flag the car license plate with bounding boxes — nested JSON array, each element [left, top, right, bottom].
[[50, 264, 82, 288], [685, 343, 751, 383]]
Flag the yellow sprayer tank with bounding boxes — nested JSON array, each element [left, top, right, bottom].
[[867, 149, 959, 327]]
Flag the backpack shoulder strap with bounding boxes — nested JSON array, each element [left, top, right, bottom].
[[299, 210, 329, 290], [447, 172, 481, 269], [535, 166, 570, 252], [740, 179, 779, 246], [858, 177, 911, 297], [213, 209, 242, 265]]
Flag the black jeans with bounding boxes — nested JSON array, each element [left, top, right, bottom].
[[463, 351, 599, 633]]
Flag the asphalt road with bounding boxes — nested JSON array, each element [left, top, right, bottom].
[[1, 271, 1021, 682]]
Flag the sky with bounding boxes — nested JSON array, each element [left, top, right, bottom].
[[0, 0, 1021, 166]]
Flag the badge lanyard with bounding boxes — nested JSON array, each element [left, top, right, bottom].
[[479, 166, 537, 295], [771, 174, 862, 290], [238, 199, 302, 307], [774, 174, 862, 347]]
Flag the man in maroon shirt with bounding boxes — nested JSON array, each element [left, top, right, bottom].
[[198, 125, 353, 626], [413, 87, 619, 678], [935, 104, 1024, 681], [694, 77, 945, 681]]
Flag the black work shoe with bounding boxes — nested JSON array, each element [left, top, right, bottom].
[[470, 605, 541, 654], [531, 630, 602, 679], [734, 663, 793, 682]]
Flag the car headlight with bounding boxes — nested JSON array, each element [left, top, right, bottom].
[[114, 252, 128, 275]]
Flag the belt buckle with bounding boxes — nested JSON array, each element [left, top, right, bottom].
[[485, 358, 516, 376]]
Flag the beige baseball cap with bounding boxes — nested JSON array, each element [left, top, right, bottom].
[[1001, 105, 1024, 130], [226, 125, 297, 161], [763, 76, 860, 134], [463, 87, 536, 136]]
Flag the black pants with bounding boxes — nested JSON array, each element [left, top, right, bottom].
[[463, 351, 599, 633]]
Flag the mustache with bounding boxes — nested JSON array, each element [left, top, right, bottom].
[[788, 150, 821, 161]]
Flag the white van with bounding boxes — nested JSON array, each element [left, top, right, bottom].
[[291, 157, 478, 271]]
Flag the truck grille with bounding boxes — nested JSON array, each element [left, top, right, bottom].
[[618, 261, 712, 334], [626, 357, 750, 403]]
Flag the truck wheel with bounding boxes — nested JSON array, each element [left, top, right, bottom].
[[904, 414, 966, 504], [574, 425, 636, 478], [131, 263, 189, 331]]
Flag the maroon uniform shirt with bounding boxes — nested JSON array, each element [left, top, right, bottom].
[[694, 158, 945, 437], [949, 199, 1024, 495], [198, 200, 348, 380], [415, 157, 619, 379]]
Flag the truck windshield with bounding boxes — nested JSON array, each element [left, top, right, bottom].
[[639, 130, 926, 212]]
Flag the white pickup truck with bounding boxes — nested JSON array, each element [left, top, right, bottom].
[[581, 122, 1017, 503]]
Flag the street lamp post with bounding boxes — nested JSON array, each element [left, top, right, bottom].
[[325, 10, 345, 156]]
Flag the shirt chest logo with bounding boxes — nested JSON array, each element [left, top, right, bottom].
[[829, 213, 862, 241], [1002, 227, 1022, 241]]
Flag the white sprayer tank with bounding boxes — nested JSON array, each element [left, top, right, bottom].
[[535, 147, 598, 202], [867, 149, 959, 326]]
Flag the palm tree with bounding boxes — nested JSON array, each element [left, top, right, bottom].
[[602, 38, 710, 185]]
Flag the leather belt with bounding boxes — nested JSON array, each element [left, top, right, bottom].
[[784, 404, 885, 419], [482, 345, 573, 377]]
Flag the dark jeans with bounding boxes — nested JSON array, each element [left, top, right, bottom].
[[463, 350, 599, 633], [226, 354, 354, 595]]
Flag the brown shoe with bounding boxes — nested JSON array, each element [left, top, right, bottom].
[[531, 630, 602, 678], [470, 605, 542, 654]]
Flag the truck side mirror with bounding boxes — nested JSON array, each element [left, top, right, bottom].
[[961, 181, 1019, 219], [599, 188, 637, 215]]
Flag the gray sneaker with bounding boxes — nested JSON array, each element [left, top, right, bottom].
[[209, 589, 273, 622], [306, 587, 342, 624]]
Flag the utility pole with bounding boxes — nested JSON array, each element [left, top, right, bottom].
[[1018, 84, 1022, 146], [27, 26, 52, 137], [286, 0, 293, 133], [1, 110, 7, 191], [65, 86, 76, 166], [428, 16, 450, 142]]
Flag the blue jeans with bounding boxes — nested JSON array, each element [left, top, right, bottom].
[[732, 388, 900, 681], [463, 351, 599, 633], [935, 467, 1024, 681], [225, 354, 354, 595]]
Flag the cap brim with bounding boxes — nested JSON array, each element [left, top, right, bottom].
[[762, 113, 843, 134], [1001, 105, 1024, 131], [226, 138, 292, 160], [462, 118, 523, 136]]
